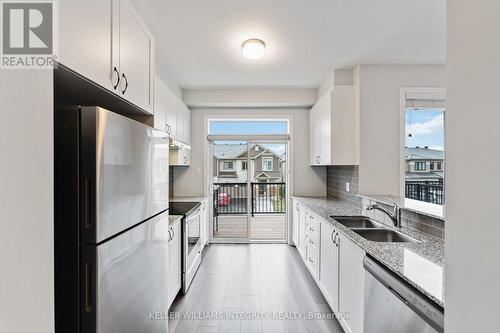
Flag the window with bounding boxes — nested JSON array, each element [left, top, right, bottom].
[[242, 161, 247, 170], [262, 157, 273, 171], [415, 162, 426, 171], [222, 161, 234, 170], [209, 120, 288, 135], [404, 104, 445, 206]]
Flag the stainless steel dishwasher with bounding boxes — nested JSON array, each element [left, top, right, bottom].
[[363, 256, 444, 333]]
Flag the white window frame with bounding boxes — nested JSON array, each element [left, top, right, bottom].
[[242, 161, 248, 170], [204, 115, 292, 245], [221, 160, 234, 171], [262, 157, 273, 171], [400, 87, 446, 218]]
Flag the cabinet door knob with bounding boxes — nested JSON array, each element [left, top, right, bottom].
[[121, 73, 128, 94], [112, 67, 120, 90]]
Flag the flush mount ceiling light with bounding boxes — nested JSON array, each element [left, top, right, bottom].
[[242, 39, 266, 60]]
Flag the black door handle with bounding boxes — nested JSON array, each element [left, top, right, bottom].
[[112, 67, 120, 90], [121, 73, 128, 94]]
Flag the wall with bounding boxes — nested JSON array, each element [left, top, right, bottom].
[[446, 0, 500, 331], [183, 88, 317, 108], [0, 71, 54, 332], [356, 64, 446, 196], [172, 108, 326, 197]]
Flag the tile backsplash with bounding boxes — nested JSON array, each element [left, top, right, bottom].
[[326, 165, 361, 208], [326, 165, 445, 240]]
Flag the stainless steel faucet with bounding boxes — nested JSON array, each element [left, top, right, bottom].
[[366, 199, 402, 228]]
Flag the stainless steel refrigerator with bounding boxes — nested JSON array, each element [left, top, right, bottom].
[[55, 106, 170, 333]]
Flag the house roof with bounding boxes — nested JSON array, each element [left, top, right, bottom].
[[406, 147, 443, 160], [255, 171, 283, 179], [213, 144, 248, 159], [406, 171, 444, 180]]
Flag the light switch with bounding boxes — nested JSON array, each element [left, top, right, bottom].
[[346, 182, 350, 192]]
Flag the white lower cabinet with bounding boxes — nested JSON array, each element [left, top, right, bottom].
[[338, 233, 365, 333], [319, 220, 339, 313], [294, 201, 365, 333], [168, 218, 181, 308], [304, 211, 320, 278], [298, 204, 307, 258], [292, 199, 300, 246]]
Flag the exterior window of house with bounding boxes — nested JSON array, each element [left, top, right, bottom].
[[415, 162, 426, 171], [222, 161, 234, 170], [242, 161, 247, 170], [405, 103, 445, 206], [262, 157, 273, 171]]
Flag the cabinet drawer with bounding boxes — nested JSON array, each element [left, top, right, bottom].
[[306, 242, 319, 276], [305, 212, 319, 243]]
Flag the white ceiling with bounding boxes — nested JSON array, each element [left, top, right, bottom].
[[132, 0, 446, 89]]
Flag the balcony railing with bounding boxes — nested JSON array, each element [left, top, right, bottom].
[[213, 182, 286, 218], [405, 181, 444, 205]]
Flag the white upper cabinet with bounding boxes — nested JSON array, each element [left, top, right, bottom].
[[309, 101, 321, 165], [154, 76, 191, 144], [165, 89, 178, 139], [59, 0, 114, 91], [59, 0, 154, 114], [117, 0, 155, 113], [154, 76, 167, 132], [309, 86, 358, 166]]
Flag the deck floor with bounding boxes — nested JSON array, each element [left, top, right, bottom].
[[214, 215, 286, 240], [168, 244, 344, 333]]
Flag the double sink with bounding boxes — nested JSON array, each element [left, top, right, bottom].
[[331, 216, 419, 243]]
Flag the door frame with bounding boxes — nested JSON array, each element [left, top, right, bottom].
[[204, 117, 293, 244]]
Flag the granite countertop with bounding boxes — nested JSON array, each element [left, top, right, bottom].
[[168, 214, 183, 225], [293, 196, 445, 308]]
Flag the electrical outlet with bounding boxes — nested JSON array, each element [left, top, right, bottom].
[[346, 182, 350, 192]]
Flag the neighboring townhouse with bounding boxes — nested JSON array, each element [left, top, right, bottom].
[[405, 147, 444, 183], [213, 144, 285, 183]]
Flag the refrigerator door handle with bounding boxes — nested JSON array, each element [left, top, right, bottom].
[[84, 178, 92, 229], [84, 262, 93, 312]]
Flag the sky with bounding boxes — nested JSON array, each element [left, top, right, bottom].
[[405, 108, 445, 151], [211, 121, 288, 156], [210, 121, 288, 135]]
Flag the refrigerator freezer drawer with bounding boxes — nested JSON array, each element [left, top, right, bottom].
[[81, 210, 170, 333]]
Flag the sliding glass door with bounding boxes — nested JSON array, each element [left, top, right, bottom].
[[248, 141, 287, 241], [212, 140, 249, 239], [211, 139, 288, 242]]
